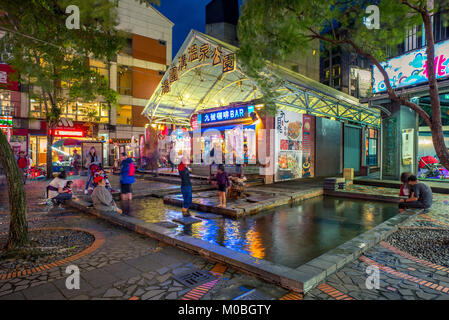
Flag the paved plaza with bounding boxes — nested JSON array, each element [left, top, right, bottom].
[[1, 176, 449, 300]]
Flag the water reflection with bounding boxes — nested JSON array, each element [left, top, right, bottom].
[[126, 196, 397, 268]]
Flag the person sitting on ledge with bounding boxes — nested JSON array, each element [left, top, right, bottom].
[[47, 171, 73, 205], [91, 176, 122, 214], [399, 175, 432, 212]]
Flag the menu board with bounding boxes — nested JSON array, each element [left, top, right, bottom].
[[275, 110, 303, 181]]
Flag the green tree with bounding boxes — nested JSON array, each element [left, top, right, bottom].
[[0, 0, 160, 249], [238, 0, 449, 170]]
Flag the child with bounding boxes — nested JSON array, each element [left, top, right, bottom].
[[63, 180, 73, 194], [63, 180, 79, 201], [216, 164, 230, 208], [399, 172, 412, 198]]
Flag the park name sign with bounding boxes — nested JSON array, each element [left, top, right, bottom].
[[161, 42, 236, 96]]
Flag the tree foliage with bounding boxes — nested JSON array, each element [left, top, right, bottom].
[[0, 0, 124, 178], [238, 0, 449, 169]]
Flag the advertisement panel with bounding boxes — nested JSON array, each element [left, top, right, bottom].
[[373, 40, 449, 93], [275, 110, 303, 181]]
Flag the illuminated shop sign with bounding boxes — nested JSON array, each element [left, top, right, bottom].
[[373, 39, 449, 93], [50, 129, 85, 137], [198, 106, 253, 125], [0, 116, 12, 128]]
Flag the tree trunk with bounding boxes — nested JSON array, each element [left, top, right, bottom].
[[0, 129, 28, 249], [46, 126, 54, 179], [422, 11, 449, 170]]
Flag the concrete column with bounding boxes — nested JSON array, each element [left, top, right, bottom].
[[381, 102, 418, 180]]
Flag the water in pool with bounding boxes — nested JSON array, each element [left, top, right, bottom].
[[123, 196, 397, 268]]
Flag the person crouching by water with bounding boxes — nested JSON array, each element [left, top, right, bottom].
[[216, 164, 230, 208], [91, 176, 122, 214], [47, 171, 73, 205], [399, 175, 433, 212], [178, 157, 192, 217]]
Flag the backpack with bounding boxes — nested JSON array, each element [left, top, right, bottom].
[[128, 162, 135, 176], [18, 157, 27, 168]]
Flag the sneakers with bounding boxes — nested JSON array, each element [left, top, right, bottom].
[[182, 208, 191, 217]]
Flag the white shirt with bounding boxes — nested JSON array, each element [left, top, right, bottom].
[[48, 177, 67, 199]]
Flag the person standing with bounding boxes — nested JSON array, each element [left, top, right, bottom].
[[178, 158, 192, 217], [72, 149, 81, 175], [216, 164, 230, 208], [399, 175, 433, 212], [17, 151, 29, 184], [84, 147, 101, 194], [120, 152, 135, 201]]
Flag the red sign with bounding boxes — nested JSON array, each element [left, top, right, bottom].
[[0, 64, 19, 91], [191, 114, 199, 130], [49, 129, 86, 137]]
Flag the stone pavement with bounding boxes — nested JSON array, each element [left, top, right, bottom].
[[1, 178, 449, 300]]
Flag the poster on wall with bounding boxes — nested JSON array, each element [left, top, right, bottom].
[[81, 142, 103, 169], [302, 115, 313, 177], [275, 110, 303, 181], [9, 135, 27, 155]]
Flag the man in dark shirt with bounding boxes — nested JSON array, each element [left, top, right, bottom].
[[399, 175, 433, 212]]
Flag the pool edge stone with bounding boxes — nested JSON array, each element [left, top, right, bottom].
[[65, 194, 421, 294]]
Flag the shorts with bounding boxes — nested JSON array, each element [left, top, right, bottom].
[[218, 184, 227, 192], [120, 183, 132, 194]]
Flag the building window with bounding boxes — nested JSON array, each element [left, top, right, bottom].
[[117, 66, 132, 96], [90, 59, 109, 79], [116, 104, 132, 125], [122, 37, 133, 56], [434, 11, 449, 43]]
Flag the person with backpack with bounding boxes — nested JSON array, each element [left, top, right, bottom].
[[17, 151, 29, 184], [120, 152, 135, 201], [178, 157, 192, 217]]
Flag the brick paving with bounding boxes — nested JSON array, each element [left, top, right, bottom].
[[1, 176, 449, 300]]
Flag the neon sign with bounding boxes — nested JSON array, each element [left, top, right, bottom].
[[50, 129, 85, 137], [373, 39, 449, 93], [198, 106, 251, 125]]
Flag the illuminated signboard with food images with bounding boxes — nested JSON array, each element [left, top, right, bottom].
[[198, 106, 253, 126], [373, 39, 449, 93], [275, 110, 305, 182]]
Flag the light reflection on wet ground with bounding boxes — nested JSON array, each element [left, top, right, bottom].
[[123, 196, 397, 268]]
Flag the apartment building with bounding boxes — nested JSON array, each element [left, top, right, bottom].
[[6, 0, 173, 168]]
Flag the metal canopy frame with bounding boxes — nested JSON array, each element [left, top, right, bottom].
[[142, 30, 380, 128]]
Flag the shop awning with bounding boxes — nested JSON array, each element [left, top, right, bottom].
[[142, 30, 380, 128]]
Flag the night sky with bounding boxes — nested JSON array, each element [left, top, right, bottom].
[[155, 0, 243, 59]]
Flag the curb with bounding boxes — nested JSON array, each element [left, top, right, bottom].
[[0, 227, 105, 281]]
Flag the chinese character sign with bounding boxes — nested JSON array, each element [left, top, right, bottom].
[[222, 54, 236, 73], [373, 39, 449, 93], [201, 107, 248, 124]]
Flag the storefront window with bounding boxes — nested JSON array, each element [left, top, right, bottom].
[[30, 99, 109, 123]]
